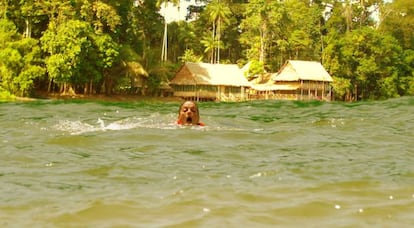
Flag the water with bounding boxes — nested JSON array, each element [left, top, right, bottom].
[[1, 97, 413, 227]]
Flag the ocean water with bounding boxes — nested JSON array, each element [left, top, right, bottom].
[[1, 97, 413, 227]]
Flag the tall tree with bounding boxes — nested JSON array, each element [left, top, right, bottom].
[[240, 0, 277, 65], [0, 19, 45, 96], [200, 31, 217, 63], [40, 20, 93, 94], [131, 1, 164, 68], [156, 0, 179, 62], [283, 0, 325, 62], [78, 0, 121, 35], [379, 0, 414, 50], [324, 27, 405, 100], [204, 0, 231, 63]]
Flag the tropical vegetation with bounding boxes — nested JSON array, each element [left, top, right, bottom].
[[0, 0, 413, 101]]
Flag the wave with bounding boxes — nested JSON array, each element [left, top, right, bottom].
[[52, 115, 252, 135], [53, 116, 181, 135]]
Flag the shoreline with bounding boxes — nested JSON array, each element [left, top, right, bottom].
[[7, 94, 184, 103], [48, 94, 183, 102]]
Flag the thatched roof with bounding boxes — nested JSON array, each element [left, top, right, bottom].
[[159, 81, 172, 90], [124, 61, 148, 77], [170, 62, 251, 87], [272, 60, 333, 82], [249, 72, 273, 84], [122, 61, 148, 88], [241, 61, 251, 78]]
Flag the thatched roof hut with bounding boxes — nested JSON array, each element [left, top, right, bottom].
[[170, 62, 251, 101], [269, 60, 333, 101], [247, 60, 333, 101]]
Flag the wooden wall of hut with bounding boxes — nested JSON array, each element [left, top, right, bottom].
[[249, 80, 332, 101], [171, 85, 247, 102], [299, 81, 331, 101]]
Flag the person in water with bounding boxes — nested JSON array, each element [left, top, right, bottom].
[[176, 101, 205, 126]]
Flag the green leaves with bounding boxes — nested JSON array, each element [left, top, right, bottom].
[[92, 33, 120, 69], [179, 49, 202, 63], [0, 19, 45, 96], [324, 27, 405, 100], [41, 20, 92, 83], [40, 18, 120, 92], [90, 1, 121, 33], [0, 0, 412, 100], [240, 0, 321, 69]]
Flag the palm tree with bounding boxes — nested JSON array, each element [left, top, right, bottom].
[[343, 0, 353, 32], [205, 0, 231, 63], [156, 0, 180, 62], [201, 33, 216, 63]]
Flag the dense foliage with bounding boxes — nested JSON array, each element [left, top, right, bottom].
[[0, 0, 412, 101]]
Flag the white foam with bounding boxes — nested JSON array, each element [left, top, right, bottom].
[[54, 120, 97, 135], [53, 116, 249, 135], [54, 116, 183, 135]]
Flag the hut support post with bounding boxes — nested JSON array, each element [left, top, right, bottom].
[[300, 80, 303, 100], [196, 85, 199, 102], [322, 81, 325, 100]]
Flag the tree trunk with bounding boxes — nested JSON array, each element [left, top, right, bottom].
[[211, 21, 216, 64], [161, 1, 168, 62], [48, 79, 53, 93], [355, 84, 358, 101], [161, 21, 168, 62], [260, 22, 267, 63], [25, 17, 32, 38], [89, 79, 93, 94], [216, 18, 221, 63]]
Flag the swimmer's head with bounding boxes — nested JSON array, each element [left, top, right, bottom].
[[177, 101, 200, 125]]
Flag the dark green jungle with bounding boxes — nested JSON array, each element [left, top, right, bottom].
[[0, 0, 413, 101]]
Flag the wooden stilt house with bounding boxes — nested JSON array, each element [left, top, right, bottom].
[[270, 60, 334, 101], [169, 62, 251, 101]]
